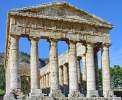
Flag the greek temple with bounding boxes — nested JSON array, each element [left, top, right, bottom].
[[4, 2, 121, 100]]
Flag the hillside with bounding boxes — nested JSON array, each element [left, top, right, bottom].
[[0, 52, 49, 68]]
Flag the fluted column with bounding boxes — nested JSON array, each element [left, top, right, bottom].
[[47, 74, 49, 88], [59, 66, 64, 88], [44, 75, 46, 88], [30, 38, 39, 92], [68, 41, 81, 97], [82, 54, 87, 82], [77, 57, 81, 90], [42, 76, 44, 89], [49, 39, 63, 97], [46, 74, 48, 88], [94, 49, 99, 90], [86, 43, 98, 97], [63, 64, 69, 95], [102, 44, 111, 97], [63, 64, 69, 86], [9, 36, 20, 90], [40, 77, 43, 89]]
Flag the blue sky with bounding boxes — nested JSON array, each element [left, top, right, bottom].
[[0, 0, 122, 67]]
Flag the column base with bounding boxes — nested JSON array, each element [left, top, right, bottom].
[[29, 89, 45, 97], [87, 90, 99, 97], [104, 90, 116, 97], [68, 90, 84, 97], [49, 89, 64, 98], [4, 89, 24, 100]]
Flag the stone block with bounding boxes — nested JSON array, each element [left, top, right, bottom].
[[49, 89, 65, 98], [29, 89, 45, 97], [87, 90, 99, 97]]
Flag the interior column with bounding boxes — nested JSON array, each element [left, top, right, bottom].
[[77, 57, 81, 91], [63, 63, 69, 95]]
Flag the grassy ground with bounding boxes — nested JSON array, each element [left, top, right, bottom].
[[0, 89, 5, 96]]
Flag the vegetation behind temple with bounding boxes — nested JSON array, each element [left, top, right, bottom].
[[0, 52, 122, 95]]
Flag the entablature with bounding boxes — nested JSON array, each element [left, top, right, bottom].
[[10, 24, 111, 44]]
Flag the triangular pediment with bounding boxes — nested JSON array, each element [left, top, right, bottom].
[[10, 2, 112, 28]]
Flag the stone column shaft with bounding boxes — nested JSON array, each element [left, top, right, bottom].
[[82, 54, 87, 82], [47, 74, 49, 88], [63, 64, 69, 95], [102, 45, 111, 97], [86, 44, 97, 97], [59, 66, 64, 87], [30, 39, 39, 91], [10, 36, 19, 90], [50, 39, 59, 90], [63, 64, 68, 86], [94, 51, 99, 90], [77, 57, 81, 89], [44, 75, 46, 88], [69, 41, 80, 97], [49, 39, 63, 97]]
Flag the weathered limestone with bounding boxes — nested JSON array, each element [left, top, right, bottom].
[[59, 66, 64, 88], [63, 64, 69, 95], [102, 44, 111, 97], [9, 36, 20, 90], [49, 39, 63, 97], [68, 41, 81, 97], [94, 49, 99, 90], [86, 43, 98, 97], [77, 57, 81, 90], [46, 74, 49, 88], [82, 54, 87, 82], [30, 38, 41, 96], [5, 2, 119, 99], [44, 75, 46, 88]]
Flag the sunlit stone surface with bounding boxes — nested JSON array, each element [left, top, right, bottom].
[[4, 2, 120, 100]]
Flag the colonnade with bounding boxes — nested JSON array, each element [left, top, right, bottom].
[[8, 35, 112, 97], [40, 73, 50, 89]]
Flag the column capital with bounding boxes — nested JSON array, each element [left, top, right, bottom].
[[87, 42, 95, 47], [102, 43, 111, 48], [10, 34, 19, 40], [69, 40, 77, 44], [49, 38, 57, 43], [29, 37, 39, 42]]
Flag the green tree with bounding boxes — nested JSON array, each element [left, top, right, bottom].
[[111, 65, 122, 89], [0, 64, 5, 90]]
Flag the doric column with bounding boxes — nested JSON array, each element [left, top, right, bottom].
[[59, 66, 64, 89], [68, 41, 81, 97], [47, 73, 49, 88], [44, 75, 46, 88], [102, 44, 111, 97], [30, 38, 39, 92], [94, 48, 99, 90], [40, 77, 43, 89], [63, 63, 69, 95], [48, 73, 50, 87], [82, 54, 87, 82], [42, 76, 44, 89], [49, 39, 63, 97], [77, 57, 81, 90], [86, 43, 98, 97], [9, 36, 20, 90]]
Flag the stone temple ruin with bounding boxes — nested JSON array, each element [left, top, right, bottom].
[[4, 2, 121, 100]]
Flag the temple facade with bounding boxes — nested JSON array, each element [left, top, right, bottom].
[[4, 2, 120, 100]]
